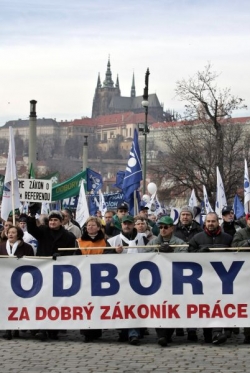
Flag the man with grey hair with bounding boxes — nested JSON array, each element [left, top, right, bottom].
[[174, 205, 203, 243]]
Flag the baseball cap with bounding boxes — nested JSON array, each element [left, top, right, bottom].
[[117, 202, 129, 210], [121, 215, 134, 223], [157, 216, 174, 225], [222, 205, 234, 216]]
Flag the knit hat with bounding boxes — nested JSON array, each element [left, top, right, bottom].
[[180, 205, 194, 217], [48, 210, 63, 221]]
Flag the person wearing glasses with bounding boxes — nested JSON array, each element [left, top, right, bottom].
[[61, 209, 81, 238], [147, 215, 187, 347]]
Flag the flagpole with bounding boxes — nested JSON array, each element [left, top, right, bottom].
[[10, 128, 16, 225]]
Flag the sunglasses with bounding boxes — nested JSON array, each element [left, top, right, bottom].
[[159, 225, 172, 229]]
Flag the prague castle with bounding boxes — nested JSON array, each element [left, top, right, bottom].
[[92, 58, 164, 122]]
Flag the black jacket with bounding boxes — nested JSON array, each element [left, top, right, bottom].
[[27, 217, 76, 256], [174, 220, 203, 243], [188, 228, 232, 252]]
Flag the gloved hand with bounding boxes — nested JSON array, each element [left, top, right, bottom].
[[52, 253, 61, 261], [73, 249, 82, 255], [159, 243, 174, 253], [28, 203, 41, 216], [199, 247, 210, 252]]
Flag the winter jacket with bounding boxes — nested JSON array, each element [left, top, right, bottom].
[[27, 216, 76, 256], [188, 228, 232, 252], [231, 226, 250, 247], [174, 220, 203, 243], [76, 229, 106, 255], [148, 234, 188, 253], [0, 240, 34, 257]]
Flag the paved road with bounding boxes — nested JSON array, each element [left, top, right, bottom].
[[0, 328, 248, 373]]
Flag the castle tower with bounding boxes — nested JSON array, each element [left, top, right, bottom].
[[131, 72, 136, 97], [91, 58, 121, 118]]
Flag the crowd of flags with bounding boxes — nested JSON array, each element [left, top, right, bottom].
[[1, 126, 250, 225]]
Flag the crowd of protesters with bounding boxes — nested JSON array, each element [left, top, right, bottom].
[[0, 202, 248, 346]]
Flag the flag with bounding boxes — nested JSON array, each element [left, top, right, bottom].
[[202, 185, 213, 214], [122, 129, 142, 202], [233, 194, 244, 219], [41, 202, 50, 215], [189, 189, 198, 208], [146, 191, 163, 216], [170, 208, 180, 225], [29, 163, 35, 179], [41, 171, 60, 185], [99, 190, 107, 216], [76, 180, 89, 227], [1, 127, 20, 221], [112, 171, 125, 189], [215, 167, 227, 218], [86, 168, 103, 192], [244, 159, 250, 214]]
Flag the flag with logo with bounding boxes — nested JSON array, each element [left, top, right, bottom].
[[1, 127, 20, 221], [215, 167, 227, 218], [244, 159, 250, 214], [122, 129, 142, 204], [86, 168, 103, 192], [203, 185, 213, 214], [189, 189, 198, 208]]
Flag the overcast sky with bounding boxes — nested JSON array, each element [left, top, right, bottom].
[[1, 0, 250, 126]]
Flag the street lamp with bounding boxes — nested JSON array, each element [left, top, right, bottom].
[[139, 68, 150, 194]]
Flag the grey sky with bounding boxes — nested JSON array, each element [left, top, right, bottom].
[[1, 0, 250, 125]]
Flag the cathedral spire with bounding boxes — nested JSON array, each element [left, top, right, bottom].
[[96, 73, 102, 88], [131, 72, 136, 97], [115, 74, 120, 89], [103, 56, 114, 87]]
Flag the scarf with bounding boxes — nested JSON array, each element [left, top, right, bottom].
[[119, 232, 140, 254], [6, 240, 21, 256]]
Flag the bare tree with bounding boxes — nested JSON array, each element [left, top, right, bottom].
[[175, 63, 247, 175]]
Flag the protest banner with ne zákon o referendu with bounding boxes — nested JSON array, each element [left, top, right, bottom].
[[19, 178, 52, 203]]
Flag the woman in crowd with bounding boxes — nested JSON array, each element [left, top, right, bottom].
[[76, 216, 106, 342], [0, 226, 34, 340]]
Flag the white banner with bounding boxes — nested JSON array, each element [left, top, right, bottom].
[[19, 178, 52, 203], [1, 253, 249, 330]]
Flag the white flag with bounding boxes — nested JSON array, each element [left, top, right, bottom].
[[244, 159, 250, 214], [98, 190, 107, 216], [203, 185, 213, 214], [1, 127, 20, 221], [189, 189, 198, 208], [215, 167, 227, 218], [146, 192, 163, 216], [76, 180, 89, 227], [41, 202, 50, 215]]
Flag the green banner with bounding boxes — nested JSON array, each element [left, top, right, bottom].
[[52, 170, 86, 201], [0, 174, 4, 197]]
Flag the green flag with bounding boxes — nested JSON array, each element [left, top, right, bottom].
[[29, 163, 36, 179], [52, 170, 86, 201], [40, 171, 60, 185]]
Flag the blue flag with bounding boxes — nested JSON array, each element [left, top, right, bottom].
[[86, 168, 103, 192], [113, 171, 125, 190], [233, 194, 245, 219], [122, 129, 142, 201]]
